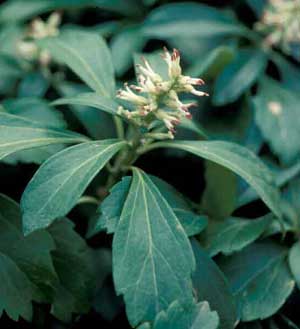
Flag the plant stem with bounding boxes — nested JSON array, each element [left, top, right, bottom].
[[113, 116, 125, 139], [104, 125, 143, 190]]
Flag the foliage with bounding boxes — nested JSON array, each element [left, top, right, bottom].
[[0, 0, 300, 328]]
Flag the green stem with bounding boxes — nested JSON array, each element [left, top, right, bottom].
[[113, 116, 125, 139], [104, 125, 143, 190]]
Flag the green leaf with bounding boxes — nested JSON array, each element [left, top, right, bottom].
[[200, 216, 272, 256], [213, 49, 267, 105], [219, 241, 295, 321], [2, 97, 67, 164], [187, 45, 235, 81], [38, 30, 115, 97], [88, 176, 131, 236], [245, 0, 266, 17], [192, 239, 237, 329], [254, 78, 300, 164], [0, 0, 142, 22], [3, 97, 66, 129], [111, 25, 145, 76], [0, 253, 37, 321], [48, 219, 96, 321], [18, 72, 49, 98], [113, 168, 195, 326], [288, 242, 300, 289], [53, 92, 120, 116], [21, 139, 126, 234], [142, 3, 246, 38], [0, 112, 87, 160], [150, 176, 208, 237], [179, 117, 209, 139], [271, 52, 300, 93], [201, 161, 237, 220], [147, 140, 282, 219], [152, 300, 219, 329], [0, 54, 23, 94], [0, 194, 57, 321], [56, 82, 116, 140], [89, 175, 207, 237]]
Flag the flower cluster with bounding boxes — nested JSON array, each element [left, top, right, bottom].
[[17, 12, 61, 66], [256, 0, 300, 56], [117, 48, 208, 139]]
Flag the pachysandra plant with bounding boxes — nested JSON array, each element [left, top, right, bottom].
[[1, 2, 300, 328]]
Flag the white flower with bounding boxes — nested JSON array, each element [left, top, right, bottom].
[[257, 0, 300, 56], [17, 12, 61, 65], [117, 48, 208, 138]]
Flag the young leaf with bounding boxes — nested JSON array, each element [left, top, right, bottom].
[[0, 194, 57, 321], [38, 30, 115, 97], [21, 140, 126, 234], [48, 219, 96, 322], [53, 92, 120, 116], [213, 49, 267, 106], [89, 175, 207, 237], [254, 78, 300, 164], [200, 216, 272, 256], [0, 112, 87, 160], [147, 140, 282, 219], [191, 239, 237, 329], [113, 168, 195, 326], [219, 241, 295, 321], [152, 300, 219, 329], [142, 3, 246, 38]]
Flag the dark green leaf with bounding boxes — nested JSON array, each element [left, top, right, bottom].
[[288, 242, 300, 289], [0, 112, 87, 160], [21, 139, 126, 234], [0, 253, 37, 321], [0, 54, 23, 94], [0, 0, 141, 23], [219, 242, 295, 321], [187, 45, 235, 81], [56, 82, 116, 140], [2, 97, 67, 164], [38, 30, 115, 97], [53, 92, 120, 116], [148, 140, 282, 219], [142, 3, 246, 38], [192, 239, 237, 329], [254, 78, 300, 164], [272, 52, 300, 93], [89, 175, 207, 237], [201, 161, 237, 220], [48, 219, 96, 321], [200, 216, 272, 256], [0, 194, 57, 321], [113, 168, 195, 326], [213, 49, 267, 105], [111, 25, 145, 76]]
